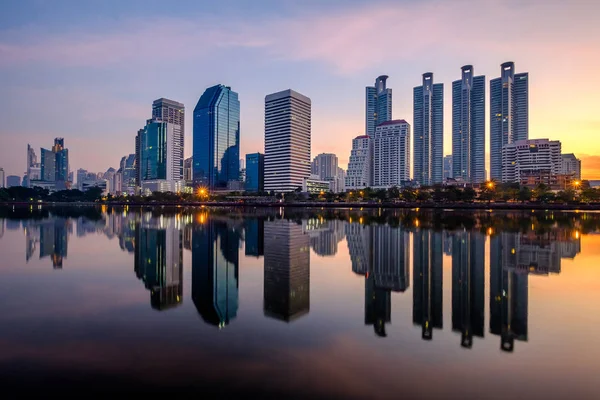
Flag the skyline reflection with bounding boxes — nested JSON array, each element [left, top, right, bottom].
[[1, 206, 587, 353]]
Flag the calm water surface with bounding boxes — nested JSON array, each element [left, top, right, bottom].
[[0, 206, 599, 398]]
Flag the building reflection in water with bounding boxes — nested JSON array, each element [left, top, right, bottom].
[[451, 230, 485, 348], [413, 229, 443, 340], [25, 218, 71, 269], [134, 214, 183, 311], [244, 218, 264, 257], [305, 218, 345, 257], [263, 218, 310, 322], [192, 215, 240, 328]]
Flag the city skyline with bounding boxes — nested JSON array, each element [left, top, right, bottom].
[[1, 1, 599, 180]]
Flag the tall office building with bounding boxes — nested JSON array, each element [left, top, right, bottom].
[[26, 144, 41, 187], [366, 75, 392, 136], [413, 229, 443, 340], [264, 89, 311, 192], [490, 62, 529, 181], [451, 230, 485, 348], [120, 154, 136, 194], [134, 128, 143, 189], [561, 153, 582, 180], [414, 73, 444, 186], [452, 65, 486, 184], [501, 139, 561, 183], [312, 153, 344, 192], [152, 98, 184, 183], [192, 218, 240, 327], [139, 119, 183, 193], [53, 138, 69, 182], [0, 168, 4, 188], [372, 120, 410, 188], [40, 148, 56, 182], [245, 152, 264, 192], [345, 135, 372, 190], [443, 155, 453, 180], [263, 218, 310, 322], [193, 85, 240, 190]]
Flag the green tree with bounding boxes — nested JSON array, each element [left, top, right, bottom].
[[401, 189, 416, 202], [517, 186, 532, 203]]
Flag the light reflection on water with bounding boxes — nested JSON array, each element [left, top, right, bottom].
[[0, 206, 599, 399]]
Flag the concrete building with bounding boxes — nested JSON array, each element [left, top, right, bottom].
[[501, 139, 561, 183], [561, 153, 582, 180], [413, 72, 444, 186], [302, 174, 331, 194], [452, 65, 486, 184], [490, 62, 529, 181], [366, 75, 392, 136], [372, 120, 410, 188], [345, 135, 372, 190], [311, 153, 344, 192], [193, 85, 239, 190], [264, 89, 311, 193]]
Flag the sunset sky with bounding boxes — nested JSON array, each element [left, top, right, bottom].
[[1, 0, 599, 180]]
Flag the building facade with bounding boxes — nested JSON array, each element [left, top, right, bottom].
[[193, 85, 240, 190], [7, 175, 21, 188], [443, 155, 453, 180], [53, 138, 69, 182], [139, 119, 183, 193], [490, 62, 529, 181], [372, 120, 410, 189], [245, 152, 265, 192], [264, 89, 311, 193], [345, 135, 372, 190], [561, 153, 582, 180], [152, 98, 184, 186], [0, 168, 4, 188], [366, 75, 392, 136], [40, 148, 56, 182], [452, 65, 486, 184], [501, 139, 562, 183], [413, 73, 444, 186]]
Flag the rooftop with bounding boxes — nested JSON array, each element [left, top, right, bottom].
[[377, 119, 408, 127]]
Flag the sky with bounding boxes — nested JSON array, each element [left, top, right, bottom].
[[1, 0, 599, 180]]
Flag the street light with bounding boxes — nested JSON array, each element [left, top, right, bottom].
[[486, 181, 495, 189], [573, 180, 581, 189]]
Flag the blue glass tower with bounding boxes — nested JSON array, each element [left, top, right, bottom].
[[140, 120, 169, 181], [193, 85, 240, 189], [245, 152, 264, 192]]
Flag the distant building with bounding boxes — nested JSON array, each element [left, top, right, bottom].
[[366, 75, 392, 136], [372, 120, 410, 189], [139, 119, 184, 193], [501, 139, 561, 184], [443, 155, 453, 180], [40, 148, 56, 182], [193, 85, 240, 190], [311, 153, 344, 192], [414, 72, 444, 186], [345, 135, 372, 190], [302, 174, 331, 194], [452, 65, 486, 184], [26, 144, 41, 187], [561, 153, 582, 180], [183, 157, 193, 182], [120, 154, 136, 194], [264, 89, 311, 192], [7, 175, 21, 188], [0, 168, 4, 188], [245, 152, 264, 192], [490, 62, 529, 181], [53, 138, 69, 182]]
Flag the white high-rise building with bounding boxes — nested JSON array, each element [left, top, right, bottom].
[[501, 139, 561, 183], [264, 89, 311, 192], [345, 135, 372, 190], [373, 120, 411, 188], [561, 154, 582, 180]]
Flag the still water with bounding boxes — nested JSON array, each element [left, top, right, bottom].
[[0, 206, 599, 398]]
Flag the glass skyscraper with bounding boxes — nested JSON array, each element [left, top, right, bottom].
[[193, 85, 240, 189], [413, 73, 444, 186], [140, 120, 171, 181], [40, 148, 56, 182], [245, 152, 264, 192], [490, 62, 529, 181], [365, 75, 392, 136], [452, 65, 486, 184], [152, 98, 184, 182]]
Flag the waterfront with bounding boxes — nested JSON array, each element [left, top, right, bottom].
[[0, 206, 599, 398]]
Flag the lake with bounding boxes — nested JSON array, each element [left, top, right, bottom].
[[0, 205, 599, 398]]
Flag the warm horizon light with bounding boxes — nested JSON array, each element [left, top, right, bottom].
[[1, 0, 599, 179]]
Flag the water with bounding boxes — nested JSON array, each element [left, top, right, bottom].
[[0, 205, 599, 398]]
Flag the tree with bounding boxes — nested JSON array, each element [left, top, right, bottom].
[[517, 186, 532, 203], [556, 189, 576, 203], [416, 190, 431, 202], [463, 187, 476, 202], [84, 187, 104, 202], [388, 186, 400, 200], [401, 189, 416, 202], [534, 183, 553, 203]]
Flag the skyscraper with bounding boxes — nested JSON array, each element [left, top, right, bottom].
[[414, 73, 444, 186], [345, 135, 372, 190], [452, 65, 486, 184], [135, 128, 143, 189], [245, 152, 264, 192], [366, 75, 392, 136], [443, 155, 453, 180], [26, 144, 41, 187], [152, 98, 184, 184], [139, 119, 183, 193], [490, 62, 529, 181], [0, 168, 4, 188], [311, 153, 344, 192], [53, 138, 69, 182], [372, 120, 411, 188], [193, 85, 240, 190], [264, 89, 311, 192], [40, 148, 56, 182]]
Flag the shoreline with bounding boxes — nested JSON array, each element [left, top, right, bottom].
[[1, 201, 599, 211]]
